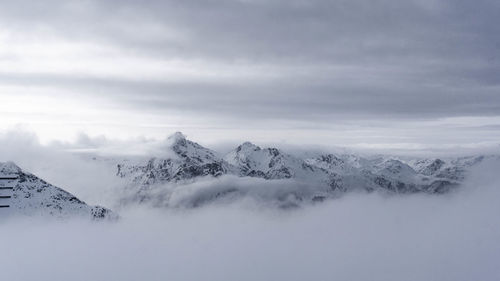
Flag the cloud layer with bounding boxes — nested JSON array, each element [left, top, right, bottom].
[[1, 159, 500, 281], [1, 0, 499, 147], [1, 125, 499, 281]]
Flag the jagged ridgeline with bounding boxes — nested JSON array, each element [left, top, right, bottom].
[[1, 132, 493, 216], [0, 162, 117, 220], [115, 132, 492, 208]]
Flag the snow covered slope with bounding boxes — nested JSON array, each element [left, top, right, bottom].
[[0, 162, 117, 220], [114, 132, 495, 208], [307, 155, 460, 194], [117, 132, 229, 186], [224, 142, 327, 181]]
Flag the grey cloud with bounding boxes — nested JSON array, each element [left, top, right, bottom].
[[1, 0, 499, 65], [0, 0, 499, 144], [2, 0, 498, 61], [1, 71, 499, 122]]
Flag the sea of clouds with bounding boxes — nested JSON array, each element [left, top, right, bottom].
[[0, 130, 499, 281]]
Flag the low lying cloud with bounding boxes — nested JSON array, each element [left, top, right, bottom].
[[1, 159, 500, 281], [1, 129, 500, 210], [131, 175, 326, 209]]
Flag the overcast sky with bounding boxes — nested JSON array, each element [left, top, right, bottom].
[[0, 0, 499, 151]]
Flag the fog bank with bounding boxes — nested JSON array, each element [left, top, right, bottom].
[[1, 160, 499, 281]]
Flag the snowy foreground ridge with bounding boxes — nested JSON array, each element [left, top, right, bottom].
[[0, 162, 117, 220], [115, 132, 494, 208]]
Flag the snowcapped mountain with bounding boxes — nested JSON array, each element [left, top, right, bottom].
[[308, 155, 458, 194], [114, 132, 494, 208], [117, 132, 230, 187], [0, 137, 492, 216], [224, 141, 331, 183], [0, 162, 117, 220]]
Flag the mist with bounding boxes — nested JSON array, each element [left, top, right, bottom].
[[2, 0, 499, 279], [1, 154, 500, 281]]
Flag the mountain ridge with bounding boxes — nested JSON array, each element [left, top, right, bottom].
[[114, 132, 494, 208], [0, 161, 118, 220]]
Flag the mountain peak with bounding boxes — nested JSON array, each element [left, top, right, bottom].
[[162, 132, 220, 164], [236, 141, 261, 152], [168, 131, 187, 142], [0, 161, 22, 176]]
